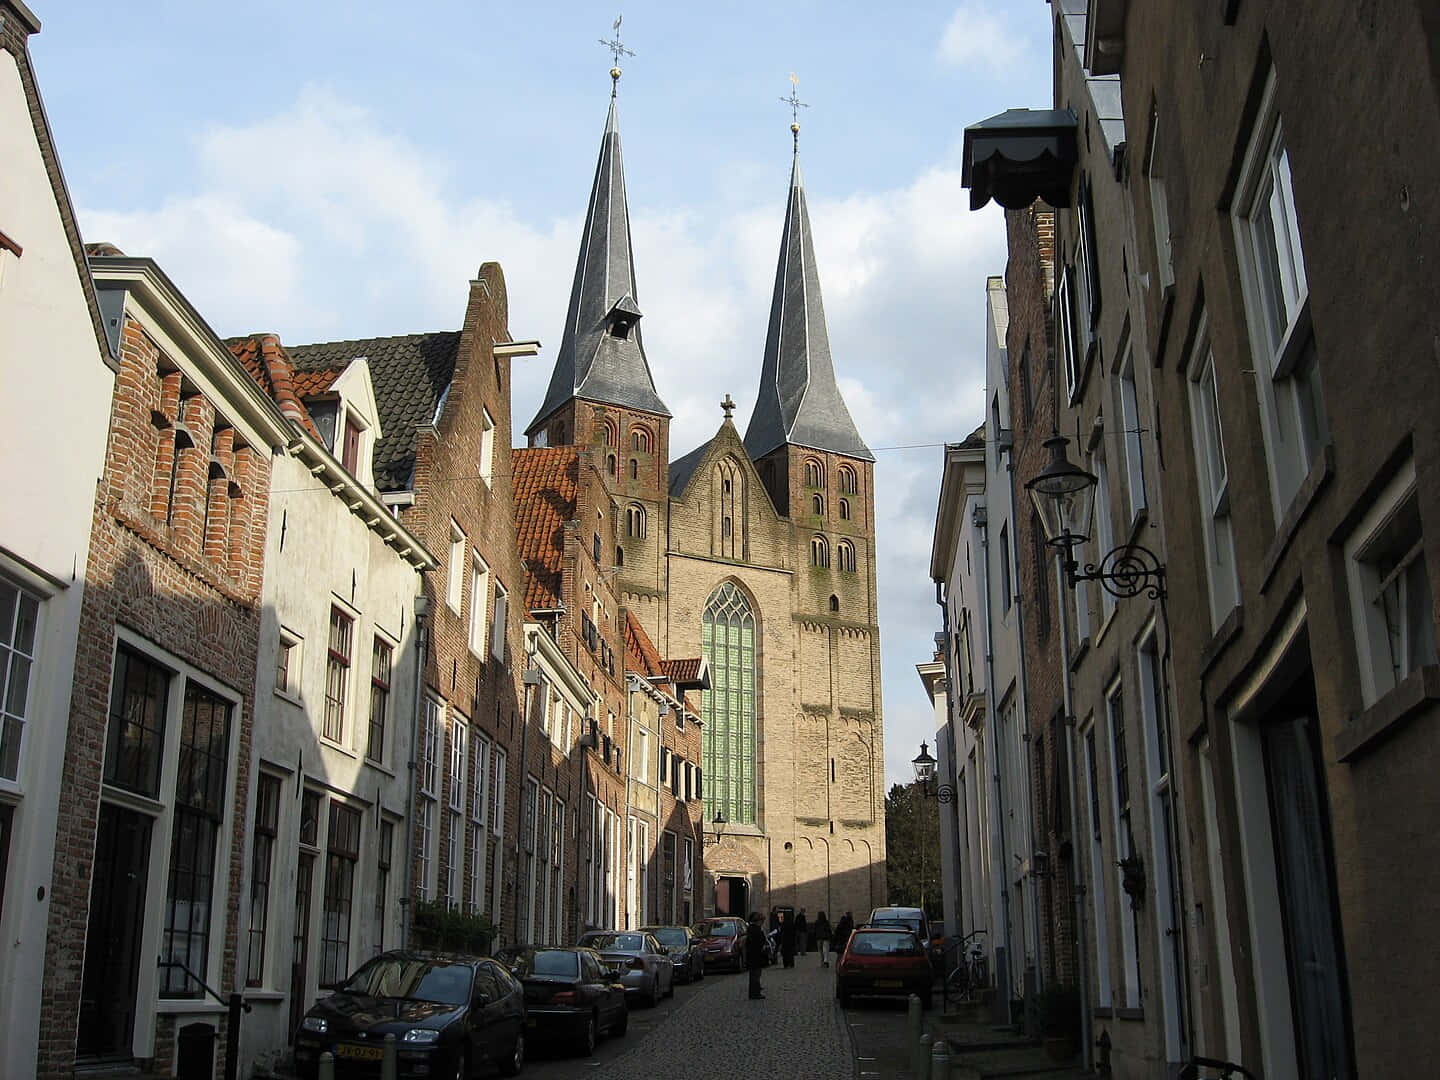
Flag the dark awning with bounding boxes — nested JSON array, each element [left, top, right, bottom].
[[962, 108, 1079, 211]]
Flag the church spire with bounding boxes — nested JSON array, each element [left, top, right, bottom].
[[527, 34, 669, 439], [743, 101, 873, 464]]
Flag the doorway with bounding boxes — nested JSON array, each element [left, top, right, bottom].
[[716, 875, 749, 917], [78, 804, 153, 1060]]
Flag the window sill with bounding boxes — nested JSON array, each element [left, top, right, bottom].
[[1068, 635, 1091, 672], [1259, 443, 1334, 594], [156, 999, 228, 1015], [274, 688, 303, 707], [320, 737, 357, 761], [241, 988, 287, 1002], [364, 757, 396, 779], [1198, 605, 1244, 680], [1114, 1006, 1145, 1022], [1336, 665, 1440, 763]]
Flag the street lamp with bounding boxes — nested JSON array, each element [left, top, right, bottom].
[[710, 810, 726, 840], [1024, 435, 1166, 600], [911, 741, 955, 803]]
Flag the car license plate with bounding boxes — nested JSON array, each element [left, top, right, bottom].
[[875, 979, 903, 988], [336, 1043, 385, 1060]]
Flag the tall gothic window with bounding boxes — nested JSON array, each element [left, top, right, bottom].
[[701, 582, 757, 825]]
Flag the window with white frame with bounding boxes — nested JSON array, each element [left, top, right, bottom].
[[323, 607, 352, 744], [491, 747, 507, 838], [1146, 106, 1175, 292], [469, 554, 490, 657], [479, 407, 495, 485], [1106, 678, 1142, 1008], [490, 583, 508, 662], [246, 772, 281, 987], [417, 800, 434, 900], [320, 801, 362, 986], [0, 578, 39, 781], [1081, 722, 1112, 1005], [634, 725, 650, 784], [1074, 174, 1100, 361], [999, 521, 1013, 614], [1344, 458, 1437, 707], [449, 719, 467, 813], [367, 637, 392, 764], [1092, 442, 1117, 623], [445, 808, 462, 908], [275, 628, 301, 700], [418, 697, 441, 899], [1117, 345, 1147, 524], [1187, 321, 1242, 630], [447, 522, 465, 612], [551, 796, 565, 940], [1056, 265, 1080, 400], [420, 698, 440, 798], [1232, 72, 1327, 515]]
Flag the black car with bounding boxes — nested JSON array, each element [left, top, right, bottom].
[[293, 951, 526, 1079], [495, 946, 628, 1057], [641, 925, 705, 983]]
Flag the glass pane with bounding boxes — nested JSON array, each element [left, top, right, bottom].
[[15, 593, 38, 653], [0, 715, 20, 779], [5, 654, 31, 717], [0, 583, 15, 646]]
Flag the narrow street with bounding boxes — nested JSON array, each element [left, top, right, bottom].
[[520, 955, 854, 1080]]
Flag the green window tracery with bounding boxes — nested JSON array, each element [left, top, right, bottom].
[[701, 582, 757, 825]]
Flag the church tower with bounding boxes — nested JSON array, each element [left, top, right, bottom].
[[740, 129, 887, 917], [526, 70, 672, 629]]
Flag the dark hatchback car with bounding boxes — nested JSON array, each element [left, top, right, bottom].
[[642, 925, 705, 983], [694, 916, 748, 972], [495, 946, 627, 1057], [293, 951, 526, 1079]]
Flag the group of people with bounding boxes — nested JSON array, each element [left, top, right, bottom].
[[745, 907, 858, 1000]]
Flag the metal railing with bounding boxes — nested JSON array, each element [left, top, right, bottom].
[[156, 959, 251, 1080]]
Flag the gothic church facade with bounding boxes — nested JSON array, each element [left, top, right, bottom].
[[526, 86, 886, 921]]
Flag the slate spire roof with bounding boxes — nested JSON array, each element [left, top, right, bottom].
[[527, 97, 670, 436], [743, 149, 873, 463]]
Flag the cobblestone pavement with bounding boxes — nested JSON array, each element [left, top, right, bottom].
[[521, 954, 854, 1080]]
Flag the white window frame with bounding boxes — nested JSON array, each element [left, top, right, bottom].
[[1080, 718, 1112, 1006], [419, 698, 440, 797], [445, 808, 462, 908], [490, 582, 509, 662], [1091, 441, 1118, 624], [447, 521, 465, 612], [274, 627, 302, 702], [0, 575, 42, 786], [417, 799, 435, 900], [1146, 106, 1175, 292], [468, 554, 490, 658], [479, 407, 495, 485], [1187, 319, 1242, 630], [1198, 737, 1242, 1061], [1057, 265, 1080, 400], [469, 731, 489, 916], [1231, 71, 1326, 518], [1344, 458, 1436, 706], [449, 718, 467, 813], [1105, 676, 1142, 1009], [1117, 344, 1147, 525]]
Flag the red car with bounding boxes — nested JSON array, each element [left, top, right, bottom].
[[693, 916, 748, 972], [835, 928, 933, 1009]]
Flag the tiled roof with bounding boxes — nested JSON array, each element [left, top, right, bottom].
[[292, 368, 340, 399], [286, 332, 461, 491], [512, 447, 580, 614], [226, 334, 318, 436], [662, 657, 709, 690], [668, 437, 713, 496], [623, 610, 664, 678]]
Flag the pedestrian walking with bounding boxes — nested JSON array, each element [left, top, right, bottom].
[[832, 911, 854, 960], [795, 908, 809, 956], [746, 911, 768, 999], [778, 909, 797, 968], [814, 910, 833, 967]]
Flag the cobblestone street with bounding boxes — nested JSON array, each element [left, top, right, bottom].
[[520, 955, 855, 1080]]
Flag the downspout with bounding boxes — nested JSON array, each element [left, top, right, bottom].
[[513, 642, 537, 942], [401, 597, 429, 948], [975, 505, 1016, 1022], [1003, 443, 1046, 994], [1053, 555, 1093, 1069]]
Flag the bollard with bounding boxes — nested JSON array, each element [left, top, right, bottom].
[[931, 1038, 951, 1080], [917, 1033, 933, 1080], [318, 1051, 334, 1080], [381, 1033, 397, 1080], [908, 995, 923, 1075]]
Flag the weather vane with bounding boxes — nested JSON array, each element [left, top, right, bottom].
[[600, 15, 635, 94], [781, 73, 809, 148]]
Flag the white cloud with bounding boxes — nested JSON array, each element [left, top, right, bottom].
[[937, 4, 1030, 74]]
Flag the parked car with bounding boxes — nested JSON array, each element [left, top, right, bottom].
[[293, 950, 526, 1078], [865, 906, 932, 948], [835, 928, 934, 1009], [693, 916, 748, 972], [495, 945, 627, 1057], [641, 925, 705, 983], [576, 930, 674, 1005]]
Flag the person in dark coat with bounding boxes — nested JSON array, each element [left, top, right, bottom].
[[745, 912, 768, 999], [778, 909, 797, 968], [832, 911, 855, 960], [814, 911, 833, 967], [795, 908, 809, 956]]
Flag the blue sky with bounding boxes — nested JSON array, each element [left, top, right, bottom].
[[31, 0, 1055, 787]]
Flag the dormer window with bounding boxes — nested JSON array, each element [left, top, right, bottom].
[[342, 415, 362, 473], [606, 294, 643, 341]]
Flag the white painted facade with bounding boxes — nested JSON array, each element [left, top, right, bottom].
[[239, 362, 435, 1075], [0, 17, 115, 1076]]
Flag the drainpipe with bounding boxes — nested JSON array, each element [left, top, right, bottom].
[[975, 504, 1015, 1022], [1053, 555, 1092, 1069], [401, 593, 430, 948], [514, 643, 538, 942]]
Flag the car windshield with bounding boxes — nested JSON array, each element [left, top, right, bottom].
[[698, 920, 737, 937], [649, 928, 688, 947], [340, 956, 472, 1005], [498, 949, 580, 978], [582, 932, 644, 952], [849, 932, 924, 957]]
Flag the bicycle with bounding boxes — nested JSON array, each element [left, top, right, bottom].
[[1178, 1056, 1256, 1080], [942, 930, 988, 1005]]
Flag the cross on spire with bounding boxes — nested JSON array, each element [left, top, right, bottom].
[[781, 73, 809, 149], [600, 15, 635, 94], [721, 394, 736, 419]]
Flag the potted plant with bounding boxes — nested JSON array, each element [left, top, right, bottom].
[[411, 899, 498, 955]]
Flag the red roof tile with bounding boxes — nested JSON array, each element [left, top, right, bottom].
[[292, 368, 340, 398], [512, 447, 580, 614], [226, 334, 318, 436], [662, 657, 708, 689], [623, 610, 664, 678]]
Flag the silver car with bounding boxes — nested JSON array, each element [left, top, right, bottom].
[[641, 925, 705, 983], [576, 931, 674, 1006]]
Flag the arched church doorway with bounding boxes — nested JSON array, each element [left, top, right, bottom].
[[716, 875, 750, 917]]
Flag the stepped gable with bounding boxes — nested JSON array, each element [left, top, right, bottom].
[[286, 331, 461, 491], [512, 446, 581, 614]]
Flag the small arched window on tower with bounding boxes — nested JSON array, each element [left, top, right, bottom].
[[812, 493, 824, 516], [839, 498, 851, 521], [804, 458, 824, 488], [838, 465, 858, 495], [626, 504, 647, 539], [838, 539, 857, 573], [629, 458, 639, 480], [602, 419, 617, 448], [630, 427, 653, 453], [810, 535, 830, 568], [722, 516, 733, 538], [607, 453, 617, 476], [829, 595, 840, 613], [616, 546, 624, 567]]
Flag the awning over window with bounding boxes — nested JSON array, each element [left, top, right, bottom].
[[962, 108, 1079, 211]]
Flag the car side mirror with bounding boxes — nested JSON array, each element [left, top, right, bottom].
[[473, 992, 490, 1007], [604, 967, 621, 981]]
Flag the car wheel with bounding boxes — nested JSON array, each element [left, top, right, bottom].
[[498, 1032, 524, 1077], [575, 1012, 598, 1056], [450, 1048, 469, 1080]]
